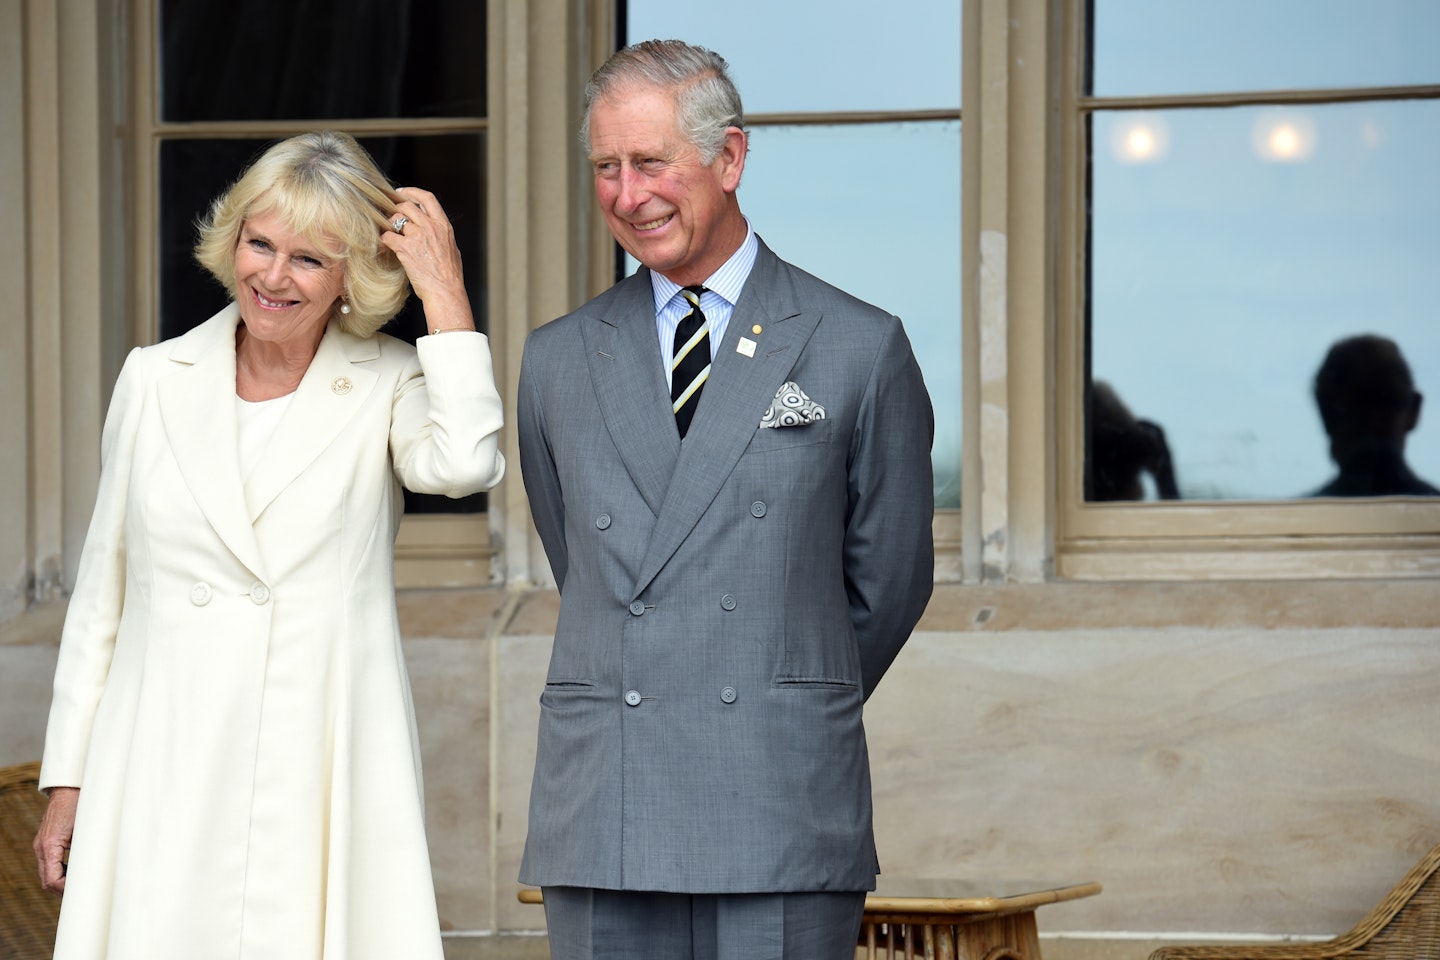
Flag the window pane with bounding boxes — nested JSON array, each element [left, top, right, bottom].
[[626, 0, 960, 113], [160, 0, 485, 121], [1091, 0, 1440, 97], [1087, 101, 1440, 501], [158, 133, 487, 512], [625, 122, 962, 507]]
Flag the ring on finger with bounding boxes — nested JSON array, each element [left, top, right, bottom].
[[391, 215, 409, 234]]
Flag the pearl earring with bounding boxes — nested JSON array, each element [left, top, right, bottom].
[[340, 301, 351, 315]]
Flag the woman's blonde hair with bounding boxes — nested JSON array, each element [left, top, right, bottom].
[[194, 131, 407, 338]]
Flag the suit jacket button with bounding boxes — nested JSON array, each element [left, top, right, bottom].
[[629, 600, 646, 616], [249, 583, 270, 605], [720, 595, 737, 611], [624, 689, 642, 706], [596, 514, 612, 530], [720, 686, 737, 704], [190, 582, 212, 606], [750, 501, 767, 518]]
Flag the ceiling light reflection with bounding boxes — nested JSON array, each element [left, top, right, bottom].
[[1252, 111, 1317, 162], [1110, 114, 1170, 164]]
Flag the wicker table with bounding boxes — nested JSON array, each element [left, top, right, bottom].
[[858, 878, 1102, 960], [518, 878, 1101, 960]]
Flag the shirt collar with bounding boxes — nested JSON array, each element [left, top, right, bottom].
[[649, 219, 758, 314]]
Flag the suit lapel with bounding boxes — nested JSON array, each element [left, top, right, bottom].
[[583, 272, 680, 518], [631, 244, 821, 598], [243, 323, 379, 522], [157, 305, 267, 578]]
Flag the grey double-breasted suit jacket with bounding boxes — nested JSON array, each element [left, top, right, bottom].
[[516, 239, 934, 894]]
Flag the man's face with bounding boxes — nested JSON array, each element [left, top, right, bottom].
[[588, 84, 746, 287]]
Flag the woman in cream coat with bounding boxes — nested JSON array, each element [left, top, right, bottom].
[[32, 131, 504, 960]]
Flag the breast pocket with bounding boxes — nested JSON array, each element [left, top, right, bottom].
[[745, 416, 833, 453]]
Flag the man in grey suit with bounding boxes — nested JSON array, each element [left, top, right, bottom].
[[517, 39, 935, 959]]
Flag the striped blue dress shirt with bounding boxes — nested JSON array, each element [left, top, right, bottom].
[[651, 221, 759, 389]]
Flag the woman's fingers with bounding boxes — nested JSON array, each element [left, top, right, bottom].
[[34, 787, 80, 895], [381, 188, 470, 315]]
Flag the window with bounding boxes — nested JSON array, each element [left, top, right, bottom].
[[1057, 0, 1440, 578], [136, 0, 489, 522], [623, 2, 962, 509]]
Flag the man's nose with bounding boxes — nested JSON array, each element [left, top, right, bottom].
[[616, 166, 649, 212]]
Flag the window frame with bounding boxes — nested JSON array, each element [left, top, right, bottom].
[[1051, 0, 1440, 581]]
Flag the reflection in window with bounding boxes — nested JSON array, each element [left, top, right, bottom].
[[740, 123, 962, 507], [625, 3, 962, 507], [625, 0, 959, 114], [1091, 0, 1440, 98], [1087, 101, 1439, 500]]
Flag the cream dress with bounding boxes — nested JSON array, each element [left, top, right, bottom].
[[40, 305, 504, 960]]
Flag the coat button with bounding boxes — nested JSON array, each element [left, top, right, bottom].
[[750, 501, 767, 518], [249, 583, 271, 605], [190, 582, 212, 606], [629, 600, 646, 616], [624, 689, 642, 706], [596, 514, 612, 530], [720, 686, 737, 704], [720, 595, 737, 611]]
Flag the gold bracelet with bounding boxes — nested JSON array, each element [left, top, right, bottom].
[[428, 326, 475, 335]]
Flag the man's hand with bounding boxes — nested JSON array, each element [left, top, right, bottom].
[[34, 786, 79, 895]]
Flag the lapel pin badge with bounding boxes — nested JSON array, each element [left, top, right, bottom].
[[736, 337, 757, 358], [751, 324, 762, 335], [331, 376, 352, 395]]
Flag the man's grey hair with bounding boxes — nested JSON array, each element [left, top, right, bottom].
[[581, 39, 745, 163]]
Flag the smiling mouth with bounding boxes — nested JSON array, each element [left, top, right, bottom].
[[634, 214, 674, 232], [253, 288, 297, 310]]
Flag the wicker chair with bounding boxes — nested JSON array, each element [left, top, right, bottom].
[[1149, 843, 1440, 960], [0, 761, 61, 959]]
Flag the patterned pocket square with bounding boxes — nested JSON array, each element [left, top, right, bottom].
[[759, 381, 827, 428]]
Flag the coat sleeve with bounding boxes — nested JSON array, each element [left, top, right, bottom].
[[844, 317, 935, 700], [390, 331, 505, 497], [39, 348, 146, 791], [516, 332, 568, 590]]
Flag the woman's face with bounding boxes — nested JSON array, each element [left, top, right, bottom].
[[233, 212, 346, 348]]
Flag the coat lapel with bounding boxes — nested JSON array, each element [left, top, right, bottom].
[[242, 323, 379, 522], [630, 243, 822, 598], [582, 272, 680, 518], [157, 305, 267, 578]]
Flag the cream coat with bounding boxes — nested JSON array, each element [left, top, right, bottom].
[[39, 304, 504, 960]]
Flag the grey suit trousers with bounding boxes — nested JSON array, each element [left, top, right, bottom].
[[542, 887, 867, 960]]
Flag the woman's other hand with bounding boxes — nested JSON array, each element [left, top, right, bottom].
[[383, 186, 476, 335], [34, 786, 79, 895]]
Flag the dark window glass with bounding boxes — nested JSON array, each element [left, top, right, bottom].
[[158, 133, 488, 513], [160, 0, 486, 121]]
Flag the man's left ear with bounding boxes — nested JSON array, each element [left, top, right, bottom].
[[717, 127, 747, 193]]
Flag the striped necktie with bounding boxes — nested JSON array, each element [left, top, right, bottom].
[[671, 286, 710, 438]]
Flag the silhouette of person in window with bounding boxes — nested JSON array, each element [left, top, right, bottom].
[[1088, 380, 1181, 501], [1309, 334, 1439, 497]]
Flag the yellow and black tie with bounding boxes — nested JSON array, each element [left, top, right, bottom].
[[671, 286, 710, 437]]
